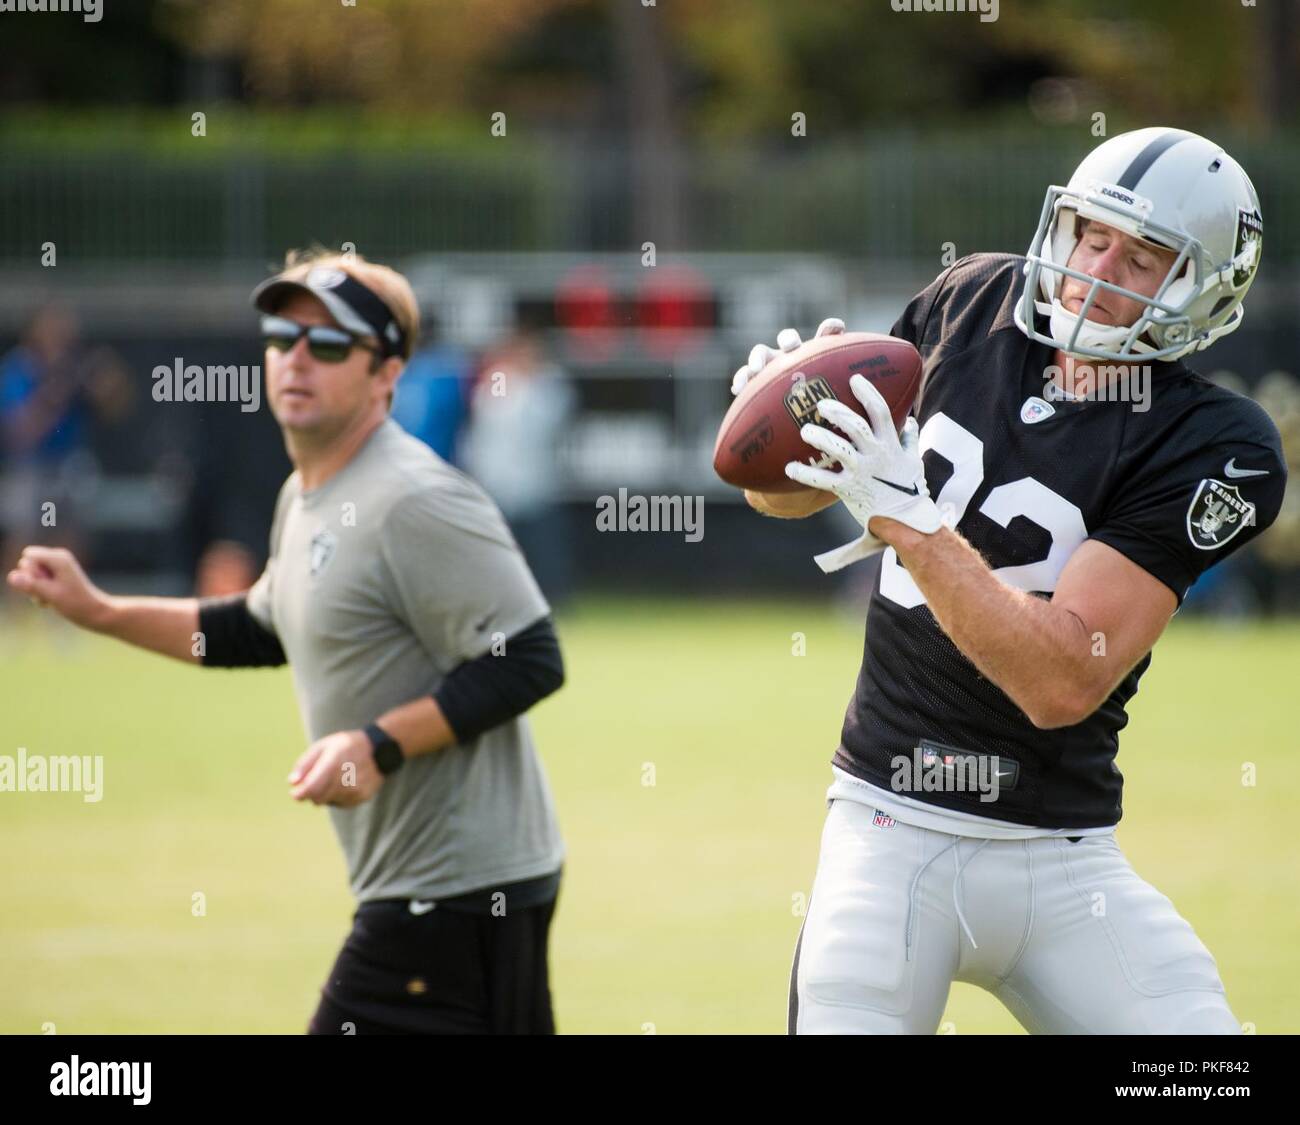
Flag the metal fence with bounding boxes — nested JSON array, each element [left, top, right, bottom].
[[4, 131, 1298, 264]]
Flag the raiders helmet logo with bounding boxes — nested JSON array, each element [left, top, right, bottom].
[[309, 527, 338, 577], [1232, 209, 1263, 290], [1186, 479, 1255, 550]]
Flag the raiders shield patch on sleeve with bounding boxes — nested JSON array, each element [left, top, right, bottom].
[[1186, 479, 1255, 550]]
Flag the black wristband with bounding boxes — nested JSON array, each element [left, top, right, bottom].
[[363, 722, 405, 776]]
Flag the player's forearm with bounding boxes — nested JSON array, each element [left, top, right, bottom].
[[373, 615, 564, 756], [373, 696, 456, 759], [96, 595, 204, 664], [877, 521, 1096, 728], [745, 487, 838, 519]]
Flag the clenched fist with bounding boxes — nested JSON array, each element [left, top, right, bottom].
[[6, 546, 111, 629], [288, 730, 387, 809]]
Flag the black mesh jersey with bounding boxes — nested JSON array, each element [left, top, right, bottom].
[[834, 253, 1288, 829]]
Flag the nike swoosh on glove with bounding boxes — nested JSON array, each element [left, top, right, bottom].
[[784, 373, 943, 572]]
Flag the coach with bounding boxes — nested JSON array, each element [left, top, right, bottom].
[[7, 250, 568, 1035]]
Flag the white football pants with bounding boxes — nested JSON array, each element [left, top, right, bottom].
[[789, 798, 1241, 1034]]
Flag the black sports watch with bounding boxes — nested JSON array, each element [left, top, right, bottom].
[[363, 722, 405, 776]]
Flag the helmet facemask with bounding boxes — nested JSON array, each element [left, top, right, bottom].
[[1015, 184, 1208, 362]]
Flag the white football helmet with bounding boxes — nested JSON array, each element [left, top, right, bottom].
[[1015, 127, 1263, 362]]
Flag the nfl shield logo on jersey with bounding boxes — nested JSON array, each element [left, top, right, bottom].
[[1019, 396, 1055, 424], [310, 527, 338, 577], [1186, 479, 1255, 550], [872, 809, 896, 829]]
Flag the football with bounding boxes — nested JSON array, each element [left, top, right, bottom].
[[712, 331, 923, 493]]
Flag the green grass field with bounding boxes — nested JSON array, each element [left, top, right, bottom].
[[2, 598, 1297, 1034]]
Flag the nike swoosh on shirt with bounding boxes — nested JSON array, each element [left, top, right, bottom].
[[409, 900, 436, 915], [1224, 458, 1269, 479], [872, 476, 921, 496]]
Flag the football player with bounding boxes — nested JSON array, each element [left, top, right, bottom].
[[734, 127, 1287, 1034]]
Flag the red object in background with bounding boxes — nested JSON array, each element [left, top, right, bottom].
[[555, 264, 619, 363], [637, 265, 713, 361]]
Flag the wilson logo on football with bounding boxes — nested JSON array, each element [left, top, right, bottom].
[[730, 420, 775, 464]]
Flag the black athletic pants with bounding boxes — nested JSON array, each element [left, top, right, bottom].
[[307, 875, 559, 1035]]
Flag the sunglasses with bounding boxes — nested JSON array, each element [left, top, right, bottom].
[[260, 315, 380, 363]]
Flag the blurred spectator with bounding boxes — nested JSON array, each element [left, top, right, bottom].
[[390, 308, 471, 464], [1252, 370, 1300, 611], [81, 345, 137, 432], [195, 539, 259, 598], [0, 305, 98, 592], [461, 325, 576, 605]]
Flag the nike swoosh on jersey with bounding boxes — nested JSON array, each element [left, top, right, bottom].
[[872, 476, 921, 496], [1224, 458, 1269, 479], [408, 899, 436, 915]]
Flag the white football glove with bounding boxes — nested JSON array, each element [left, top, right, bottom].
[[730, 317, 845, 397], [785, 373, 943, 572]]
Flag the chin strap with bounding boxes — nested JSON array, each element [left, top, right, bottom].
[[1041, 298, 1155, 356], [813, 499, 946, 574], [813, 531, 887, 574]]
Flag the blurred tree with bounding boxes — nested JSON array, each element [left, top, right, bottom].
[[158, 0, 580, 112], [989, 0, 1289, 132], [0, 0, 184, 105], [670, 0, 1283, 136], [0, 0, 1289, 139]]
